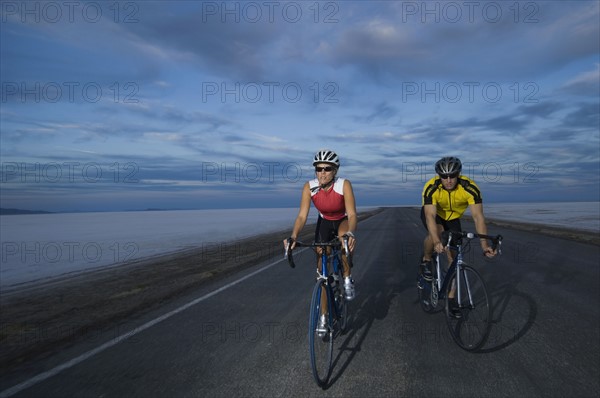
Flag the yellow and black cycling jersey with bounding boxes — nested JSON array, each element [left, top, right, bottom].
[[422, 175, 483, 221]]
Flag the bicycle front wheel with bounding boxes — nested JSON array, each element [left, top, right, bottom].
[[308, 280, 333, 387], [445, 265, 491, 351]]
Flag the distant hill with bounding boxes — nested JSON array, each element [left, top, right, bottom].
[[0, 208, 54, 215]]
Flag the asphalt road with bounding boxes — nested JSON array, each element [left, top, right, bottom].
[[1, 207, 599, 397]]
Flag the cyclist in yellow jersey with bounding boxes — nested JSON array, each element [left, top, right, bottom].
[[420, 156, 497, 282]]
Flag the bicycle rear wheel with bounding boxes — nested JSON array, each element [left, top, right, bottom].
[[308, 280, 333, 387], [417, 276, 436, 312], [418, 255, 439, 312], [335, 279, 348, 333], [445, 265, 491, 351]]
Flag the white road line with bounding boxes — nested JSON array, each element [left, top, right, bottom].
[[0, 251, 305, 398]]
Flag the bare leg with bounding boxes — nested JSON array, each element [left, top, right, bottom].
[[423, 224, 444, 262], [337, 219, 353, 278]]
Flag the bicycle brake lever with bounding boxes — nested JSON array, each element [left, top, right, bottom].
[[284, 238, 290, 259], [445, 231, 453, 247], [488, 235, 503, 256], [284, 238, 296, 268], [342, 236, 350, 254]]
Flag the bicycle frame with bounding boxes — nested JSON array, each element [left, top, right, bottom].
[[285, 237, 350, 323], [286, 236, 351, 280], [316, 244, 344, 322], [422, 230, 502, 311], [435, 240, 469, 307]]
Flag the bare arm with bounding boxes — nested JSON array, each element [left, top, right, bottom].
[[470, 203, 496, 257], [424, 204, 444, 253], [286, 182, 311, 249], [341, 179, 357, 251], [343, 180, 357, 232]]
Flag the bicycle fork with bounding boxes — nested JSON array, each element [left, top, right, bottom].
[[457, 267, 476, 309], [434, 252, 474, 309], [317, 272, 341, 332], [453, 251, 476, 309]]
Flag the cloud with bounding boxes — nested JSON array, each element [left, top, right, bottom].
[[322, 2, 600, 81], [118, 4, 283, 81], [353, 101, 399, 124], [1, 1, 599, 211], [561, 64, 600, 96], [561, 102, 600, 129], [517, 102, 563, 118]]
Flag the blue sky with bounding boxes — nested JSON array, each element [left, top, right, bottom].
[[1, 0, 599, 212]]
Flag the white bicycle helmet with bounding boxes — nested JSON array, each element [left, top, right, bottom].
[[313, 149, 340, 167]]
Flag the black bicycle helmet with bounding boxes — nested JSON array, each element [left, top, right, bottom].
[[435, 156, 462, 175], [313, 149, 340, 167]]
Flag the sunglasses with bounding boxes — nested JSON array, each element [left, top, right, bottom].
[[315, 166, 335, 172], [439, 173, 459, 179]]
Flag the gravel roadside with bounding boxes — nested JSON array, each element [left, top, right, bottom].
[[0, 209, 384, 373]]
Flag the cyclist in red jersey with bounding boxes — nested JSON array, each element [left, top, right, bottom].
[[285, 149, 357, 302]]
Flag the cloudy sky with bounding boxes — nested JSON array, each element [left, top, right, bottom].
[[1, 0, 599, 212]]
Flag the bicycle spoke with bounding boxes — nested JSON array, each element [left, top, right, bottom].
[[445, 266, 491, 351], [309, 281, 333, 387]]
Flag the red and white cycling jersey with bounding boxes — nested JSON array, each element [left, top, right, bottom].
[[309, 177, 346, 221]]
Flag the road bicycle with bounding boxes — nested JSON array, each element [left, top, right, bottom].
[[417, 230, 502, 351], [285, 236, 352, 388]]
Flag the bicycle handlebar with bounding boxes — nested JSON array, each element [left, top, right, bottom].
[[442, 231, 503, 254], [284, 236, 352, 269]]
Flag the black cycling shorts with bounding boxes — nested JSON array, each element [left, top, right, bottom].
[[420, 206, 462, 232], [314, 216, 347, 243]]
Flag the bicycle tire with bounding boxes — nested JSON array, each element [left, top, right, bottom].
[[418, 254, 439, 312], [417, 276, 435, 312], [444, 265, 491, 351], [308, 280, 333, 387]]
